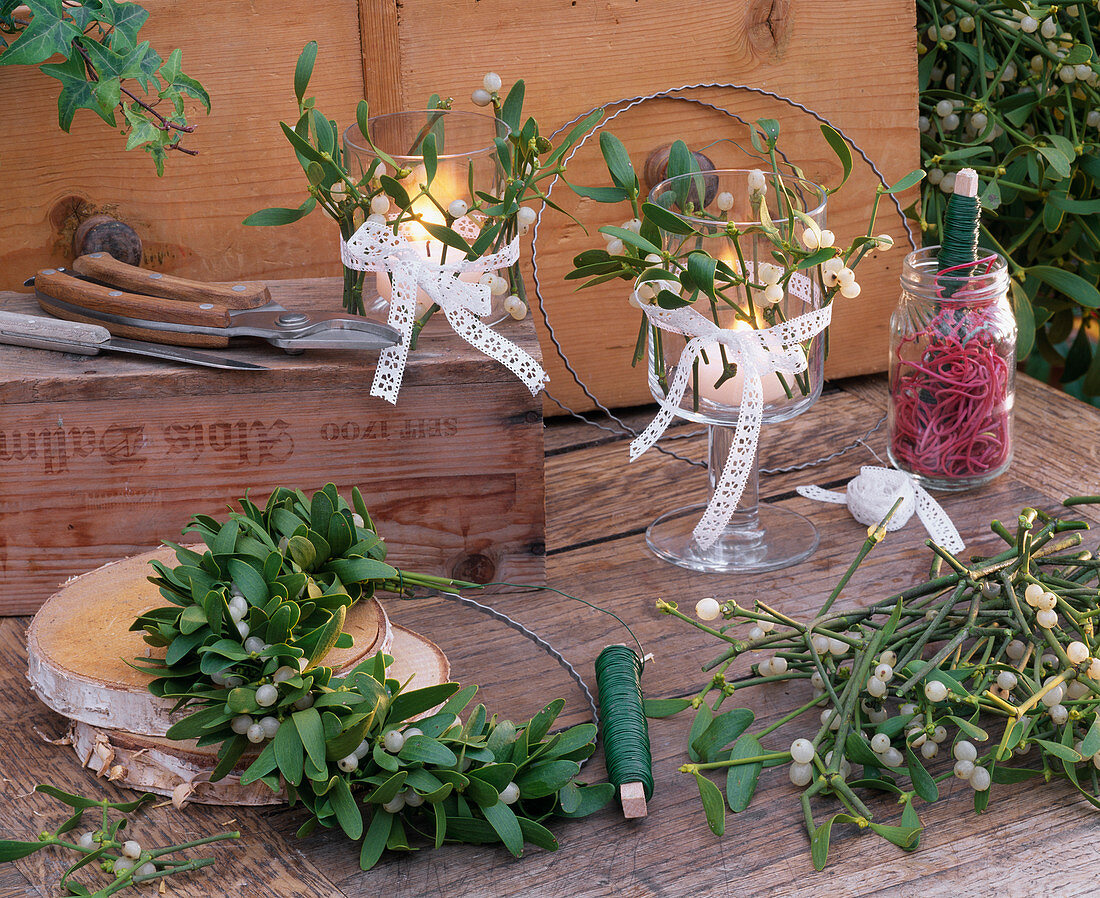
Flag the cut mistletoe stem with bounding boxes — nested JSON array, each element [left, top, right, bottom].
[[653, 498, 1100, 870]]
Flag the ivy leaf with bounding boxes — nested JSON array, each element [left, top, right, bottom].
[[104, 0, 149, 50], [0, 0, 82, 67], [693, 771, 725, 836], [40, 54, 109, 130]]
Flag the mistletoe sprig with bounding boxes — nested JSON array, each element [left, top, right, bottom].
[[0, 0, 210, 173], [245, 42, 603, 328], [131, 484, 610, 868], [0, 786, 238, 897], [568, 119, 921, 398], [651, 500, 1100, 869]]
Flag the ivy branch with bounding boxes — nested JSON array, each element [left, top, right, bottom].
[[0, 0, 210, 174]]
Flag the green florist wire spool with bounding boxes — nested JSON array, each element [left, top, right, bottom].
[[936, 167, 980, 293], [595, 644, 653, 818]]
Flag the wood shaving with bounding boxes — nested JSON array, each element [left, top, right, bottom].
[[172, 781, 195, 809], [37, 727, 72, 746]]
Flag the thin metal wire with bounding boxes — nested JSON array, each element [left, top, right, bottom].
[[529, 83, 917, 476], [434, 591, 600, 769]]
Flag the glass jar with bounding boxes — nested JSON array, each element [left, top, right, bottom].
[[888, 247, 1015, 491], [645, 170, 827, 427], [342, 111, 510, 319]]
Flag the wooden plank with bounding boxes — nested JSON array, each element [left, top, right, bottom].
[[0, 279, 544, 614], [386, 0, 919, 407], [359, 0, 403, 114], [0, 0, 364, 291], [0, 865, 42, 898]]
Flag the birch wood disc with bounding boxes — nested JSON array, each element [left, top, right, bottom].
[[26, 546, 391, 736], [70, 624, 451, 806]]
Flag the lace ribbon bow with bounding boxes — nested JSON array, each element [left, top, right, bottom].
[[631, 300, 832, 549], [342, 218, 547, 404], [797, 465, 964, 553]]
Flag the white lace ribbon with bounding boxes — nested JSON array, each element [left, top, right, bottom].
[[341, 218, 547, 404], [796, 466, 964, 553], [631, 299, 832, 549]]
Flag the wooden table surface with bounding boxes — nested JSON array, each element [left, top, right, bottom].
[[3, 373, 1100, 898]]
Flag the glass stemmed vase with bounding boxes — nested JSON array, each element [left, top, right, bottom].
[[644, 170, 827, 574]]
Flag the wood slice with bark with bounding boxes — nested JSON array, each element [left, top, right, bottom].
[[26, 547, 392, 736]]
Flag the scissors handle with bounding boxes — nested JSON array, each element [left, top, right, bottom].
[[73, 253, 271, 309], [34, 268, 232, 348]]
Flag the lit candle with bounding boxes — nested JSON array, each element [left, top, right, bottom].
[[692, 322, 790, 408], [375, 197, 488, 314]]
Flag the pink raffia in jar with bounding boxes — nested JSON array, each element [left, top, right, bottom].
[[887, 247, 1015, 491]]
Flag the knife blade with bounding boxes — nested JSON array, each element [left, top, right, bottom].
[[0, 310, 267, 371]]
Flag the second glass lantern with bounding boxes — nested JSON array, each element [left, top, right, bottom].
[[644, 169, 827, 573]]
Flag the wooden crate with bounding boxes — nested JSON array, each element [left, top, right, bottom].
[[0, 279, 545, 616], [0, 0, 918, 411]]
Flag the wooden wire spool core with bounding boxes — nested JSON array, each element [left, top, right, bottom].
[[26, 546, 391, 736]]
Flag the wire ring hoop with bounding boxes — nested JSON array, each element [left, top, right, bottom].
[[529, 82, 917, 470]]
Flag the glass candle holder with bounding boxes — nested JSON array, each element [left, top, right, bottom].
[[888, 247, 1015, 490], [342, 110, 510, 319], [643, 170, 827, 574]]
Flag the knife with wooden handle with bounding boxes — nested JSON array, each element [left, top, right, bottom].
[[73, 252, 271, 309], [0, 310, 267, 370]]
